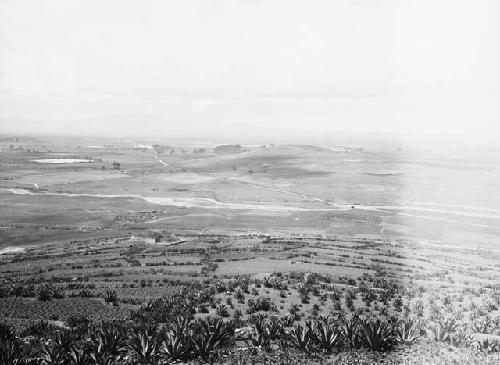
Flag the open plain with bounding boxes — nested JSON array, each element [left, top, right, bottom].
[[1, 136, 500, 364]]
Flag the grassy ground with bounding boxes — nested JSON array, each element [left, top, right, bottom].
[[1, 137, 499, 363]]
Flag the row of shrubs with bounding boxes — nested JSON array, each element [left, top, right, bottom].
[[2, 314, 499, 364], [0, 316, 234, 364], [0, 283, 121, 304], [243, 314, 500, 354], [2, 289, 500, 364]]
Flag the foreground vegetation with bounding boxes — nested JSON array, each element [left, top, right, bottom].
[[1, 274, 500, 364], [1, 228, 499, 363]]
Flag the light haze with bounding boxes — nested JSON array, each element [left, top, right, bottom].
[[0, 0, 498, 146]]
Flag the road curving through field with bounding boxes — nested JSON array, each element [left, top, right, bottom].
[[5, 187, 500, 227]]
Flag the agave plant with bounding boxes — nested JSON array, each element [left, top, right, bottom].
[[41, 330, 81, 364], [21, 320, 58, 338], [133, 295, 195, 324], [235, 289, 246, 303], [281, 314, 295, 328], [359, 318, 394, 352], [87, 325, 128, 365], [395, 317, 421, 345], [215, 282, 226, 293], [67, 315, 91, 338], [68, 347, 92, 365], [342, 317, 359, 349], [41, 335, 72, 365], [216, 304, 230, 318], [37, 283, 54, 301], [51, 286, 65, 299], [191, 317, 234, 360], [161, 331, 191, 361], [311, 320, 342, 353], [247, 315, 284, 351], [428, 318, 458, 343], [470, 315, 493, 334], [129, 329, 160, 364], [0, 339, 24, 365], [266, 316, 284, 340], [288, 303, 302, 321], [249, 331, 272, 351], [448, 327, 474, 348], [0, 323, 17, 342], [239, 280, 249, 294], [297, 284, 310, 303], [103, 290, 118, 304], [474, 338, 500, 355], [289, 324, 313, 354], [168, 316, 192, 339]]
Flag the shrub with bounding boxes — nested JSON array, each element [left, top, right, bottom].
[[191, 317, 234, 360], [359, 318, 394, 352], [449, 327, 474, 348], [344, 291, 355, 310], [129, 329, 161, 364], [311, 320, 342, 353], [161, 331, 191, 361], [342, 317, 359, 349], [216, 304, 230, 318], [412, 299, 424, 317], [40, 330, 74, 364], [235, 289, 245, 303], [67, 315, 91, 336], [51, 286, 65, 299], [0, 323, 16, 342], [68, 347, 92, 365], [0, 339, 24, 365], [37, 283, 54, 301], [77, 289, 95, 298], [470, 315, 493, 334], [289, 303, 302, 321], [395, 317, 421, 345], [289, 324, 313, 354], [428, 318, 458, 342], [393, 296, 403, 312], [249, 330, 271, 351], [198, 304, 209, 314], [87, 324, 129, 364], [104, 290, 118, 304], [21, 320, 59, 338], [474, 338, 500, 355]]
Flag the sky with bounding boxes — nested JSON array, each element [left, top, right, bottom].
[[0, 0, 498, 145]]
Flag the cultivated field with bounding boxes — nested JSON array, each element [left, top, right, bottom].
[[0, 136, 499, 364]]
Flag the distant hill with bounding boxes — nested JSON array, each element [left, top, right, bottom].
[[214, 144, 242, 155], [287, 144, 333, 153]]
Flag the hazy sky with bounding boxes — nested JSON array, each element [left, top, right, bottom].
[[0, 0, 498, 144]]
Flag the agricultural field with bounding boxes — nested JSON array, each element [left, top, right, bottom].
[[0, 136, 499, 364]]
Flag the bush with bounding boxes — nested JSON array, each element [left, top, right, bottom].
[[0, 338, 24, 365], [216, 304, 230, 317], [87, 324, 129, 363], [395, 317, 421, 345], [191, 317, 234, 360], [21, 320, 59, 338], [311, 319, 342, 353], [37, 283, 54, 301], [428, 318, 458, 342], [104, 290, 118, 304], [359, 318, 394, 352], [289, 324, 313, 354], [0, 323, 16, 342], [129, 329, 161, 364]]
